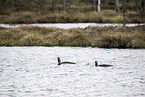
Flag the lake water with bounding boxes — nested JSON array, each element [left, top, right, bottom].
[[0, 23, 145, 29], [0, 47, 145, 97]]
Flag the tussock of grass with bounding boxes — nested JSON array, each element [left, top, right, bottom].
[[19, 33, 43, 46], [0, 25, 145, 48], [98, 32, 132, 48]]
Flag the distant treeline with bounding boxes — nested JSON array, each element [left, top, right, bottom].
[[0, 0, 144, 13]]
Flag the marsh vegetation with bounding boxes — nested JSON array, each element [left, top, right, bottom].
[[0, 0, 144, 24], [0, 25, 145, 48]]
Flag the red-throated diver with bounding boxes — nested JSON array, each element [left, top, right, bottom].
[[95, 61, 113, 67], [57, 57, 76, 65]]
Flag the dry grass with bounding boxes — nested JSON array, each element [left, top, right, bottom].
[[0, 10, 144, 24], [0, 25, 145, 48]]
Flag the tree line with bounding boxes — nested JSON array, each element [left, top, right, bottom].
[[0, 0, 144, 13]]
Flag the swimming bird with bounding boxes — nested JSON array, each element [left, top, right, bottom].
[[95, 61, 113, 67], [57, 57, 76, 65]]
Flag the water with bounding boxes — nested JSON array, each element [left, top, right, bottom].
[[0, 23, 145, 29], [0, 47, 145, 97]]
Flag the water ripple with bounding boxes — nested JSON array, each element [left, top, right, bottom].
[[0, 47, 145, 97]]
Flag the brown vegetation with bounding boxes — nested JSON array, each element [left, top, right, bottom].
[[0, 0, 144, 24], [0, 25, 145, 48], [0, 10, 144, 24]]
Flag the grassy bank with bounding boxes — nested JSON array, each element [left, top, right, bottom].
[[0, 25, 145, 48], [0, 10, 144, 24]]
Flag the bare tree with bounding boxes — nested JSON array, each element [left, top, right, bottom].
[[98, 0, 101, 12], [135, 0, 138, 12], [63, 0, 66, 7], [123, 0, 126, 26], [40, 0, 46, 10], [115, 0, 120, 12], [52, 0, 55, 7], [84, 0, 87, 6], [93, 0, 96, 11], [51, 0, 59, 8], [69, 0, 72, 6], [142, 0, 144, 11]]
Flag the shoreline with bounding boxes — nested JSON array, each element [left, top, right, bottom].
[[0, 46, 145, 49]]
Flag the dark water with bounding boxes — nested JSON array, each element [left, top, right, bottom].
[[0, 47, 145, 97]]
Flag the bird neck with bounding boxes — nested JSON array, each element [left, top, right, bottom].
[[95, 61, 98, 66], [57, 57, 61, 65]]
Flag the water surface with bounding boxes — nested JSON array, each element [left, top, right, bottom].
[[0, 23, 145, 29], [0, 47, 145, 97]]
